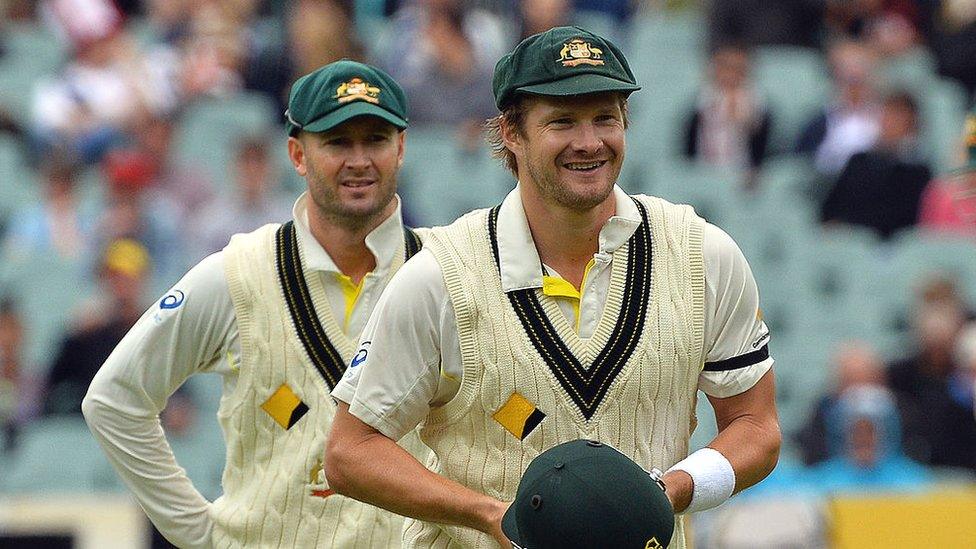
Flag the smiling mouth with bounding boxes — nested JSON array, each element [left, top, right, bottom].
[[563, 160, 607, 172], [342, 180, 375, 188]]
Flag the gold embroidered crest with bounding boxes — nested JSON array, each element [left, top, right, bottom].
[[557, 39, 605, 67], [334, 77, 381, 104]]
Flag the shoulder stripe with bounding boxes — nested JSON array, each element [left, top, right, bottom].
[[703, 344, 770, 372], [404, 227, 422, 260]]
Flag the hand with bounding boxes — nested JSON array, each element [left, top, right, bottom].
[[662, 470, 693, 513]]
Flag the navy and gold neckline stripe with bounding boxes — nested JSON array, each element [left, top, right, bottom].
[[275, 222, 423, 390], [488, 198, 653, 420]]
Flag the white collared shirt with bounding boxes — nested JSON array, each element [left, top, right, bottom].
[[82, 192, 409, 549], [333, 186, 773, 441]]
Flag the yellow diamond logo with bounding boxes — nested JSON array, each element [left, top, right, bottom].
[[261, 383, 309, 430], [493, 393, 545, 440]]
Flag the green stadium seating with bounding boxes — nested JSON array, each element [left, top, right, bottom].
[[0, 416, 121, 493], [397, 126, 513, 226], [752, 46, 831, 154], [0, 134, 35, 227], [174, 92, 278, 189], [0, 22, 66, 124]]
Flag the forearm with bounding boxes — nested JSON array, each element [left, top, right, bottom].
[[326, 403, 508, 539], [708, 409, 781, 493], [82, 394, 214, 549], [667, 371, 781, 512]]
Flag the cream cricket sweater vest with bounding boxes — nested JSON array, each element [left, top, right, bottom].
[[211, 222, 422, 548], [406, 196, 705, 549]]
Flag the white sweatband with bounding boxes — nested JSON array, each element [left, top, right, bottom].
[[666, 447, 736, 514]]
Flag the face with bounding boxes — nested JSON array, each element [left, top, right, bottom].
[[289, 116, 404, 227], [505, 93, 625, 212]]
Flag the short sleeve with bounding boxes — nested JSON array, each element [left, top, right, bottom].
[[698, 223, 774, 398], [332, 248, 459, 440]]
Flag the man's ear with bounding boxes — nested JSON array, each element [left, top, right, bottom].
[[396, 130, 406, 170], [499, 115, 522, 157], [287, 136, 307, 177]]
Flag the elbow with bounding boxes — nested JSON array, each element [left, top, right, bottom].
[[323, 431, 355, 496], [762, 418, 783, 478], [80, 388, 100, 425]]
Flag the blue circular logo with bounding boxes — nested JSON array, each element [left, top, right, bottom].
[[160, 290, 185, 310]]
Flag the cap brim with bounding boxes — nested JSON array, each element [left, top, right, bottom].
[[303, 101, 407, 134], [501, 505, 524, 548], [516, 73, 641, 100]]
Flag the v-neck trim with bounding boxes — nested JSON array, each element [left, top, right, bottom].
[[487, 198, 654, 420]]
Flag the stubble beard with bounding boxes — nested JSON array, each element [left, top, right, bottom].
[[527, 155, 620, 212], [307, 167, 397, 231]]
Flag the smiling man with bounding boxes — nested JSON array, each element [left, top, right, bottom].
[[327, 27, 781, 549], [83, 60, 426, 548]]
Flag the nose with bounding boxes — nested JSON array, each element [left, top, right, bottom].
[[346, 143, 371, 170], [571, 122, 603, 156]]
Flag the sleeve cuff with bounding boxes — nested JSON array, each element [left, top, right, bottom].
[[347, 397, 410, 442], [330, 380, 356, 405]]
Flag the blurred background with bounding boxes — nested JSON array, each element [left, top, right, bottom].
[[0, 0, 975, 547]]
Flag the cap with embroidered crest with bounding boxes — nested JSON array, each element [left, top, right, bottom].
[[492, 26, 641, 109], [285, 59, 408, 136], [501, 439, 675, 549]]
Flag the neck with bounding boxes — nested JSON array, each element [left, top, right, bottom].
[[307, 199, 397, 284], [519, 183, 615, 289]]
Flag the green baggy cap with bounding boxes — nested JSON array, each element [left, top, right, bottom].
[[502, 439, 675, 549], [492, 26, 641, 109], [286, 59, 408, 136]]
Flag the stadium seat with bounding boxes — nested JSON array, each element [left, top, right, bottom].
[[174, 92, 278, 189], [0, 134, 35, 228], [0, 416, 122, 493], [0, 22, 66, 124], [752, 47, 831, 155], [397, 126, 513, 227]]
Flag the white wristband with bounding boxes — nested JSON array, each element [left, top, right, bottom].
[[666, 447, 735, 514]]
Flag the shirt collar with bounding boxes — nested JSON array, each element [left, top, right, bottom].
[[495, 184, 642, 292], [292, 192, 406, 276]]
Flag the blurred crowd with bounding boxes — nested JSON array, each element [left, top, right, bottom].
[[1, 0, 975, 514]]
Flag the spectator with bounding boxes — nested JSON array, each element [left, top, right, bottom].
[[708, 0, 826, 50], [0, 299, 41, 453], [819, 91, 930, 239], [129, 114, 215, 227], [825, 0, 921, 58], [806, 385, 932, 493], [189, 136, 293, 259], [377, 0, 506, 128], [888, 278, 976, 470], [287, 0, 363, 81], [43, 239, 151, 416], [518, 0, 571, 41], [683, 43, 772, 185], [32, 0, 179, 164], [796, 40, 881, 176], [933, 0, 976, 97], [954, 321, 976, 421], [797, 341, 888, 466], [1, 153, 96, 266], [96, 148, 186, 285], [918, 110, 976, 237]]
